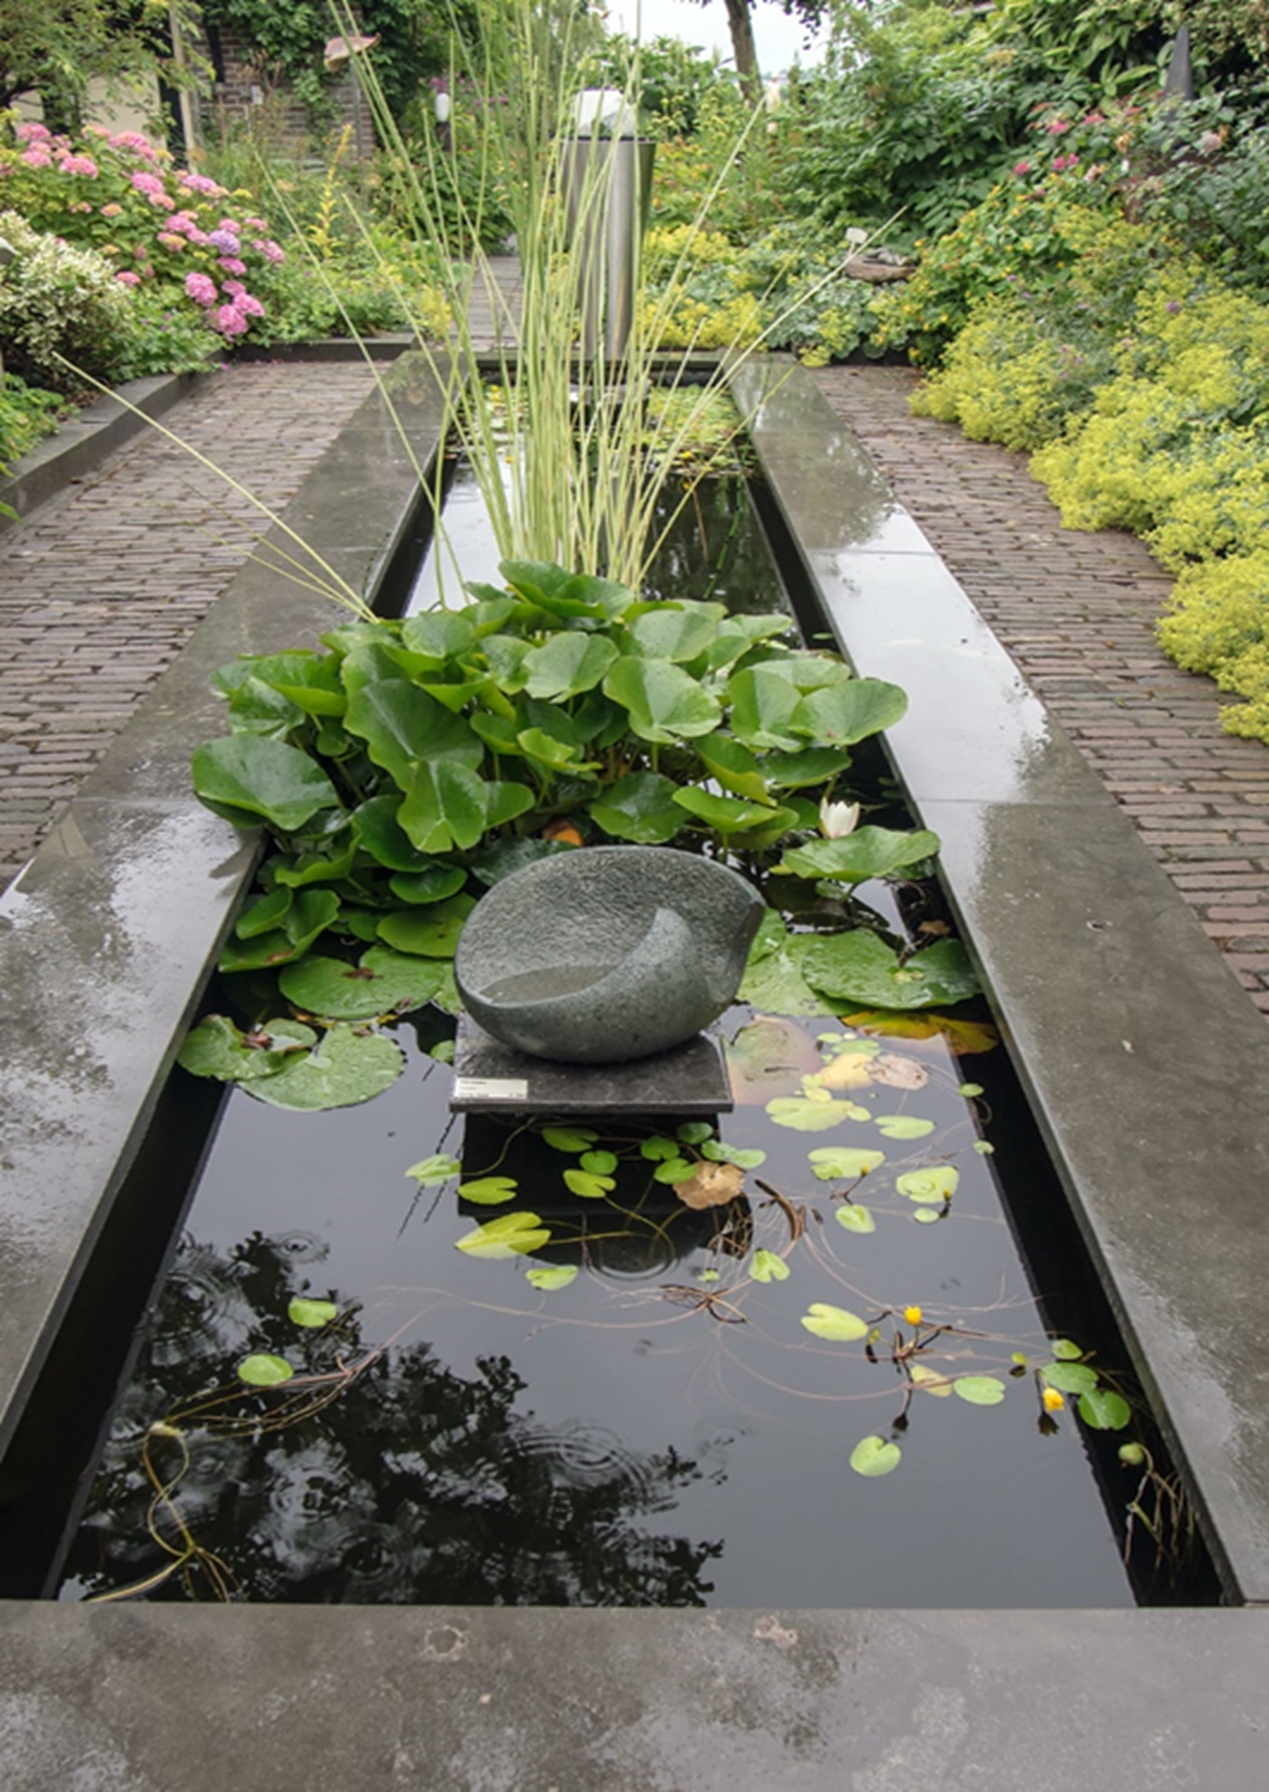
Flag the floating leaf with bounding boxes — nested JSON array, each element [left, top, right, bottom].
[[749, 1249, 790, 1283], [953, 1376, 1007, 1406], [459, 1177, 520, 1205], [807, 1146, 886, 1181], [701, 1140, 766, 1168], [217, 889, 341, 972], [526, 1264, 579, 1291], [640, 1135, 682, 1162], [766, 1096, 869, 1133], [580, 1149, 618, 1175], [780, 827, 940, 885], [814, 1051, 874, 1090], [973, 1140, 995, 1155], [1078, 1388, 1132, 1431], [1050, 1339, 1085, 1361], [288, 1298, 338, 1329], [237, 1353, 294, 1388], [544, 1126, 600, 1153], [958, 1082, 984, 1098], [405, 1153, 462, 1187], [896, 1166, 960, 1205], [696, 734, 768, 802], [388, 864, 469, 906], [801, 1302, 869, 1341], [842, 1010, 1001, 1055], [455, 1211, 552, 1259], [835, 1203, 876, 1234], [912, 1208, 942, 1224], [737, 915, 837, 1018], [675, 1161, 745, 1208], [849, 1435, 902, 1477], [677, 1121, 714, 1145], [279, 949, 446, 1020], [177, 1014, 314, 1082], [874, 1115, 936, 1141], [801, 933, 981, 1011], [564, 1168, 617, 1199], [246, 1024, 404, 1111]]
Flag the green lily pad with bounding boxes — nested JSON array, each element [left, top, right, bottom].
[[604, 656, 723, 743], [279, 948, 446, 1019], [807, 1146, 886, 1181], [766, 1096, 869, 1132], [896, 1166, 960, 1205], [387, 864, 469, 906], [780, 827, 941, 885], [405, 1153, 462, 1187], [455, 1211, 552, 1259], [953, 1376, 1007, 1406], [526, 1264, 579, 1291], [522, 632, 619, 700], [543, 1127, 600, 1153], [800, 932, 981, 1011], [458, 1176, 520, 1205], [1078, 1388, 1132, 1430], [789, 677, 908, 746], [749, 1249, 790, 1283], [801, 1302, 869, 1341], [835, 1203, 876, 1234], [246, 1023, 404, 1111], [849, 1434, 902, 1477], [564, 1169, 617, 1199], [1041, 1362, 1100, 1397], [288, 1298, 338, 1329], [237, 1353, 294, 1388], [874, 1115, 936, 1141], [177, 1014, 315, 1082]]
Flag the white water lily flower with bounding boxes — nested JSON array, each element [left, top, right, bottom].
[[819, 798, 861, 839]]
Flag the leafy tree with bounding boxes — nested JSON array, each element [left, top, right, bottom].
[[0, 0, 204, 126], [689, 0, 827, 99]]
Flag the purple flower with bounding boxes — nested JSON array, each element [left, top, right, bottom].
[[207, 227, 240, 255], [1165, 300, 1182, 314]]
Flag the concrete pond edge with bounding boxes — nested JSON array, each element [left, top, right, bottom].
[[0, 353, 1266, 1788]]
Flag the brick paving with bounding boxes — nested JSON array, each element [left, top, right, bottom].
[[812, 362, 1269, 1015], [0, 360, 376, 889]]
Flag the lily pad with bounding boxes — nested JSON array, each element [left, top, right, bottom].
[[246, 1023, 404, 1111], [749, 1249, 790, 1283], [835, 1203, 876, 1234], [1078, 1388, 1132, 1430], [564, 1168, 617, 1199], [405, 1153, 462, 1187], [874, 1115, 936, 1141], [780, 827, 940, 885], [543, 1126, 600, 1153], [807, 1146, 886, 1181], [800, 1302, 869, 1341], [177, 1014, 315, 1082], [603, 655, 722, 743], [526, 1264, 579, 1291], [237, 1353, 294, 1388], [288, 1298, 338, 1329], [588, 771, 685, 844], [455, 1211, 552, 1259], [458, 1176, 520, 1205], [849, 1435, 902, 1477], [376, 893, 476, 958], [192, 735, 340, 833], [801, 932, 981, 1011], [896, 1166, 960, 1205], [279, 948, 446, 1019], [953, 1376, 1007, 1406], [766, 1096, 870, 1132]]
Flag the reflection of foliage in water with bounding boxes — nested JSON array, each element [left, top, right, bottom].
[[67, 1229, 722, 1606]]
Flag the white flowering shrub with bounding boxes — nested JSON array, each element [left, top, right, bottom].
[[0, 210, 141, 390]]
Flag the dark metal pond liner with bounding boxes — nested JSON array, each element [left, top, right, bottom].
[[19, 432, 1207, 1610]]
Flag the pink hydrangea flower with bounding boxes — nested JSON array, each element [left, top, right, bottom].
[[1045, 118, 1071, 136], [115, 270, 141, 287], [100, 202, 123, 218], [178, 170, 226, 197], [217, 255, 247, 275], [187, 227, 209, 246], [131, 170, 167, 199], [254, 239, 285, 265], [157, 232, 186, 251], [21, 146, 52, 168], [184, 271, 218, 306], [222, 279, 245, 297], [236, 292, 265, 318], [15, 121, 52, 142], [214, 304, 250, 337], [1013, 160, 1032, 177], [113, 131, 160, 161], [58, 154, 99, 178]]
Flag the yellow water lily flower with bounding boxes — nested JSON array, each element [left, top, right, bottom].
[[903, 1305, 923, 1326], [1042, 1386, 1066, 1413]]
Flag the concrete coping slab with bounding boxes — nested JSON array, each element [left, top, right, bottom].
[[731, 356, 1269, 1605]]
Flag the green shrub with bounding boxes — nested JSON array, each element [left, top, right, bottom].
[[1158, 554, 1269, 739], [0, 209, 139, 389], [0, 372, 65, 464]]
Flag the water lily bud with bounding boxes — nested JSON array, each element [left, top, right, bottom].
[[819, 798, 860, 839], [1041, 1386, 1066, 1413], [1118, 1442, 1146, 1467]]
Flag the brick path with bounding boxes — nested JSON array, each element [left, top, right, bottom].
[[812, 363, 1269, 1015], [0, 360, 376, 889]]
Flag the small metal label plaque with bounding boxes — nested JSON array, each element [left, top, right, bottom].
[[452, 1076, 530, 1103]]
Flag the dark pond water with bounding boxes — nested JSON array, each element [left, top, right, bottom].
[[57, 469, 1147, 1608]]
